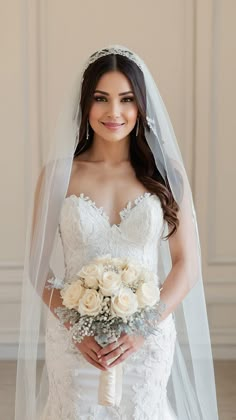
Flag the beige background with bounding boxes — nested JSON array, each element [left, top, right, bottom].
[[0, 0, 235, 359]]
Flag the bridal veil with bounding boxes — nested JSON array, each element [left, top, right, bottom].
[[15, 44, 219, 419]]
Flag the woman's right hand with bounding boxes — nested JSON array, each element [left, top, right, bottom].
[[63, 321, 107, 371], [74, 336, 108, 371]]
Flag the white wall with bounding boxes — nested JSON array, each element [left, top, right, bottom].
[[0, 0, 235, 359]]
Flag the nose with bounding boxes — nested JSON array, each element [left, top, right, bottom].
[[106, 99, 121, 118]]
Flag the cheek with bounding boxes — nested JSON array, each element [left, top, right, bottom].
[[88, 104, 101, 121], [126, 106, 138, 122]]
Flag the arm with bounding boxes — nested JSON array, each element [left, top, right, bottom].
[[158, 203, 199, 323]]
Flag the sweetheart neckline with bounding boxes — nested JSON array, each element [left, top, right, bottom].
[[64, 191, 157, 229]]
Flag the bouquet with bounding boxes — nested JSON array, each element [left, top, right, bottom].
[[51, 254, 166, 406]]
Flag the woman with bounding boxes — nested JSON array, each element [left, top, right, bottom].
[[15, 45, 219, 419]]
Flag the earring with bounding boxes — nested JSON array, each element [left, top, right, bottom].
[[86, 120, 90, 140], [136, 118, 140, 137]]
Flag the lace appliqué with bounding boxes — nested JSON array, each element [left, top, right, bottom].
[[119, 192, 152, 222], [128, 316, 177, 420], [77, 191, 153, 228], [78, 193, 110, 224]]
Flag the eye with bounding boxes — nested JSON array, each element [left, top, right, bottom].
[[93, 96, 107, 102], [121, 97, 134, 102], [93, 96, 135, 103]]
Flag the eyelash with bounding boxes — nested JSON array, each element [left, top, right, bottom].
[[93, 96, 134, 103]]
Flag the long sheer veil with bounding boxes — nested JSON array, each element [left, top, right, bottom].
[[15, 44, 219, 419]]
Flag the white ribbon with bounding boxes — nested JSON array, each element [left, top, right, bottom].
[[98, 363, 123, 406], [95, 335, 123, 406]]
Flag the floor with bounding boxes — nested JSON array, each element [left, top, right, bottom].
[[1, 360, 235, 419]]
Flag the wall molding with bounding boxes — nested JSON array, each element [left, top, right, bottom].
[[207, 0, 236, 266], [204, 284, 236, 304], [23, 0, 42, 217], [206, 277, 236, 284], [208, 257, 236, 266], [0, 261, 23, 270], [182, 0, 195, 186], [211, 327, 236, 359]]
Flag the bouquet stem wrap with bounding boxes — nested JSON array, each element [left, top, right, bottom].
[[95, 335, 123, 406], [98, 363, 123, 406]]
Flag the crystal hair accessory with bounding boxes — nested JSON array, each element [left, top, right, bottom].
[[83, 46, 144, 72]]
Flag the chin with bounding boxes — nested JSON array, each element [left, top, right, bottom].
[[94, 127, 134, 142], [103, 134, 131, 143]]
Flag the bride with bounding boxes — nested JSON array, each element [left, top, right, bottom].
[[15, 45, 219, 419]]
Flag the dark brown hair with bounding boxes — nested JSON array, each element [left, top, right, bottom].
[[74, 51, 179, 238]]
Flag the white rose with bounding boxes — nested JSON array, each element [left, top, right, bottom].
[[111, 287, 138, 319], [61, 280, 85, 309], [139, 269, 159, 284], [77, 263, 103, 289], [78, 289, 103, 316], [121, 264, 141, 286], [136, 282, 160, 308], [111, 257, 127, 269], [84, 276, 99, 289], [99, 271, 122, 296]]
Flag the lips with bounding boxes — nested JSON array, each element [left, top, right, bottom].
[[102, 122, 125, 127]]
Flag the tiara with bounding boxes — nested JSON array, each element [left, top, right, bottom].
[[83, 45, 144, 72]]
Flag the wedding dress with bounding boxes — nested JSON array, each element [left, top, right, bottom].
[[41, 191, 177, 420]]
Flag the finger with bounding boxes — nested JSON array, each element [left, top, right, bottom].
[[87, 348, 106, 365], [85, 340, 106, 362], [76, 336, 102, 356], [101, 345, 128, 365], [88, 336, 103, 354], [108, 349, 132, 368], [83, 353, 108, 371], [97, 339, 123, 358], [75, 342, 102, 364]]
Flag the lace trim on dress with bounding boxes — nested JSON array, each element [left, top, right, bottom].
[[65, 192, 154, 228], [119, 192, 153, 221]]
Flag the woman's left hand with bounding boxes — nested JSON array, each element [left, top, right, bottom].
[[96, 332, 145, 368]]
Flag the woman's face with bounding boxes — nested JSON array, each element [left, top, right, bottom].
[[88, 71, 138, 143]]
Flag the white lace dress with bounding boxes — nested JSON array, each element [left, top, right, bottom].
[[41, 192, 177, 420]]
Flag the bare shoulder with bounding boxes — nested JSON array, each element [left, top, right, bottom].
[[66, 154, 96, 197], [72, 153, 92, 171]]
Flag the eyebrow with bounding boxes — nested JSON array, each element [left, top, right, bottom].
[[94, 90, 134, 96]]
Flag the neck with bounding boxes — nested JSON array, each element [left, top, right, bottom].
[[87, 134, 131, 165]]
